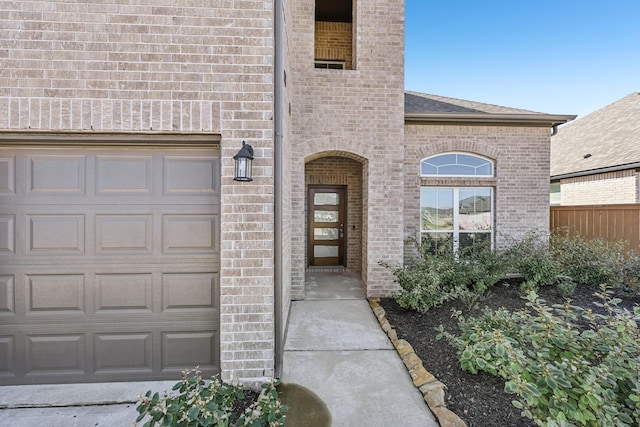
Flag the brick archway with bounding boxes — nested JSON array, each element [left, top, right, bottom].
[[416, 140, 500, 161], [305, 154, 364, 273], [290, 146, 370, 300]]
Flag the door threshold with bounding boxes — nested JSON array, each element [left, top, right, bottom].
[[306, 266, 348, 273]]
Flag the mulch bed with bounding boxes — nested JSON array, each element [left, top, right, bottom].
[[231, 390, 259, 420], [380, 281, 640, 427]]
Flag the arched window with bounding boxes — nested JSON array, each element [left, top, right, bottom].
[[421, 153, 493, 177], [419, 153, 494, 253]]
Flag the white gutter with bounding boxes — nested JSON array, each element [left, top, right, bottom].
[[552, 162, 640, 181], [405, 113, 576, 127]]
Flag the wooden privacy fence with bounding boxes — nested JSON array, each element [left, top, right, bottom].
[[550, 204, 640, 252]]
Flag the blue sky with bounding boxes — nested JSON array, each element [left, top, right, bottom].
[[404, 0, 640, 119]]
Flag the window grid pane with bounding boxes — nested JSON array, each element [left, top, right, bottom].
[[314, 228, 339, 240], [459, 232, 492, 253], [420, 188, 453, 231], [458, 189, 492, 231], [420, 232, 453, 254], [314, 193, 339, 205], [314, 210, 339, 223], [314, 245, 339, 258], [420, 153, 493, 177]]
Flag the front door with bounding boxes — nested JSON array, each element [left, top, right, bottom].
[[308, 186, 346, 266]]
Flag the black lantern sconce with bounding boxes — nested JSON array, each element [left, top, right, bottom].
[[233, 141, 254, 182]]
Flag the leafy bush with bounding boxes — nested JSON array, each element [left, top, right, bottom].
[[438, 287, 640, 426], [502, 231, 565, 292], [550, 228, 627, 287], [135, 368, 287, 427], [385, 237, 509, 313], [387, 230, 640, 314], [619, 251, 640, 292]]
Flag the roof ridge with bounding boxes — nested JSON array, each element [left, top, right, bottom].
[[560, 90, 640, 125]]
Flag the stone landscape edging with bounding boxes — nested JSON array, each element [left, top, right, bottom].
[[368, 298, 467, 427]]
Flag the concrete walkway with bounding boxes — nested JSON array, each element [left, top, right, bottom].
[[0, 271, 438, 426], [281, 271, 438, 426], [0, 380, 174, 426]]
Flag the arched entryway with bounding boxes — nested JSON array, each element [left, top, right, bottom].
[[305, 155, 364, 274]]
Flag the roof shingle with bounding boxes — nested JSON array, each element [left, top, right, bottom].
[[405, 91, 543, 115], [551, 91, 640, 178]]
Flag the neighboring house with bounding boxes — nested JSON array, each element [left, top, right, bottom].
[[551, 91, 640, 205], [0, 0, 573, 386]]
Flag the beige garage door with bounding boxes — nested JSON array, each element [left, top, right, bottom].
[[0, 145, 220, 385]]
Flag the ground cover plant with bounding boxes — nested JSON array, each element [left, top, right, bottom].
[[135, 368, 287, 427], [383, 231, 640, 426], [439, 287, 640, 426]]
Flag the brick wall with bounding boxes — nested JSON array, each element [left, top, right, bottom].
[[404, 124, 552, 258], [314, 22, 353, 69], [290, 0, 405, 298], [1, 0, 276, 382], [306, 156, 363, 272], [560, 170, 639, 205]]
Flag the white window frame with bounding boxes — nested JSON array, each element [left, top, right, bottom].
[[420, 187, 494, 253]]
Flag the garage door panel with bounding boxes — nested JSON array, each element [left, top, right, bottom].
[[95, 274, 152, 312], [164, 156, 218, 194], [162, 331, 218, 371], [0, 156, 15, 194], [27, 274, 85, 313], [94, 333, 152, 372], [162, 273, 218, 311], [2, 145, 220, 384], [25, 334, 85, 373], [96, 156, 153, 195], [0, 336, 15, 377], [0, 275, 15, 314], [0, 215, 15, 254], [27, 155, 85, 195], [28, 214, 85, 254], [163, 215, 218, 254], [96, 215, 152, 254]]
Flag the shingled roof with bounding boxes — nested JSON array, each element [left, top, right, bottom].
[[405, 91, 575, 127], [551, 91, 640, 179]]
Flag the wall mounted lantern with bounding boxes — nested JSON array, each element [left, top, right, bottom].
[[233, 141, 254, 182]]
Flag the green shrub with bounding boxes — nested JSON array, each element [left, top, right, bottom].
[[438, 287, 640, 426], [619, 251, 640, 292], [550, 228, 627, 287], [458, 238, 511, 294], [502, 229, 638, 296], [502, 231, 564, 292], [135, 368, 287, 427], [385, 237, 508, 313], [387, 230, 639, 314]]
